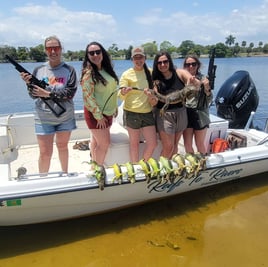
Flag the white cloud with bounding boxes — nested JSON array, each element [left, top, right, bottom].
[[0, 2, 117, 50], [132, 2, 268, 46], [0, 1, 268, 50]]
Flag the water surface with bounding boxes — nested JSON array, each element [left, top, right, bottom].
[[0, 57, 268, 266], [0, 173, 268, 267]]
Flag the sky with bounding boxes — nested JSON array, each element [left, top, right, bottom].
[[0, 0, 268, 51]]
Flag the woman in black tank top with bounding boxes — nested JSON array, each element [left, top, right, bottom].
[[152, 52, 200, 159], [155, 69, 185, 110]]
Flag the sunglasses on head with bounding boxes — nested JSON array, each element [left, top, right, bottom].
[[157, 60, 169, 65], [184, 62, 197, 67], [45, 46, 61, 53], [87, 49, 102, 56]]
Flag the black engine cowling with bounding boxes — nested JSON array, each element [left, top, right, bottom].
[[215, 70, 259, 128]]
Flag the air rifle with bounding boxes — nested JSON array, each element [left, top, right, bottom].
[[197, 48, 217, 109], [207, 48, 217, 90], [5, 55, 66, 117]]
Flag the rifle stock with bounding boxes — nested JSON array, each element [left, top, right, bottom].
[[5, 55, 66, 117], [207, 48, 217, 90]]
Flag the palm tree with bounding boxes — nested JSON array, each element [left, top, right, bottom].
[[241, 41, 247, 48], [225, 35, 236, 46], [258, 41, 263, 53], [247, 43, 254, 56]]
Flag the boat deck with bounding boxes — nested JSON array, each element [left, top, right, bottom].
[[7, 118, 163, 178], [2, 110, 268, 180], [10, 128, 265, 179], [10, 140, 91, 178]]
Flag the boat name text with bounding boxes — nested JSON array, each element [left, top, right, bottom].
[[148, 167, 243, 193]]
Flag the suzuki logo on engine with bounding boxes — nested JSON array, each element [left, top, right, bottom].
[[235, 86, 252, 109]]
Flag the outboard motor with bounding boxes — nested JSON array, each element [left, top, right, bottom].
[[215, 70, 259, 128]]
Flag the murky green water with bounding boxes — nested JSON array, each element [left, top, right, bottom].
[[1, 173, 268, 267]]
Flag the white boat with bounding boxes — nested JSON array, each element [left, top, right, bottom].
[[1, 70, 267, 226]]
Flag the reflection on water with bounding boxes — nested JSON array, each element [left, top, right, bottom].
[[0, 173, 268, 267]]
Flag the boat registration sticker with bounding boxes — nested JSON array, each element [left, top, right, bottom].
[[0, 199, 22, 207]]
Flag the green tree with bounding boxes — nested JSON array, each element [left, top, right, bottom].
[[187, 44, 206, 57], [263, 43, 268, 54], [214, 43, 228, 57], [178, 40, 195, 57], [159, 41, 171, 51], [65, 50, 76, 61], [143, 42, 158, 57], [125, 45, 133, 60], [233, 43, 240, 56], [258, 41, 263, 52], [249, 42, 254, 49], [29, 45, 46, 62], [108, 43, 119, 58], [17, 47, 29, 61], [2, 37, 266, 62], [241, 41, 247, 53], [0, 45, 17, 61], [225, 35, 236, 46], [246, 42, 254, 56]]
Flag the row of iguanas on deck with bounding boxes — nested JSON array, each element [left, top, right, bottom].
[[87, 153, 207, 190]]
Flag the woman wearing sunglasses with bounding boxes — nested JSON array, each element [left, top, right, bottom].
[[20, 35, 78, 174], [152, 51, 200, 159], [182, 55, 212, 155], [80, 41, 119, 165]]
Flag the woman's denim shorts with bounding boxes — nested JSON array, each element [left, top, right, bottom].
[[35, 118, 76, 135]]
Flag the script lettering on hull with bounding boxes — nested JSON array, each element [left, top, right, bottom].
[[148, 166, 243, 193]]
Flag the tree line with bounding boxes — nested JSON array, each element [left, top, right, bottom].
[[0, 35, 267, 62]]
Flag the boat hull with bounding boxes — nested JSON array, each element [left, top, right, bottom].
[[1, 151, 268, 226], [1, 109, 268, 226]]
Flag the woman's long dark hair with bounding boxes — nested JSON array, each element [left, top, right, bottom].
[[81, 41, 119, 85], [143, 63, 153, 89], [152, 51, 176, 81]]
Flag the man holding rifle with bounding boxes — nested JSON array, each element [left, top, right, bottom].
[[20, 35, 78, 174]]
